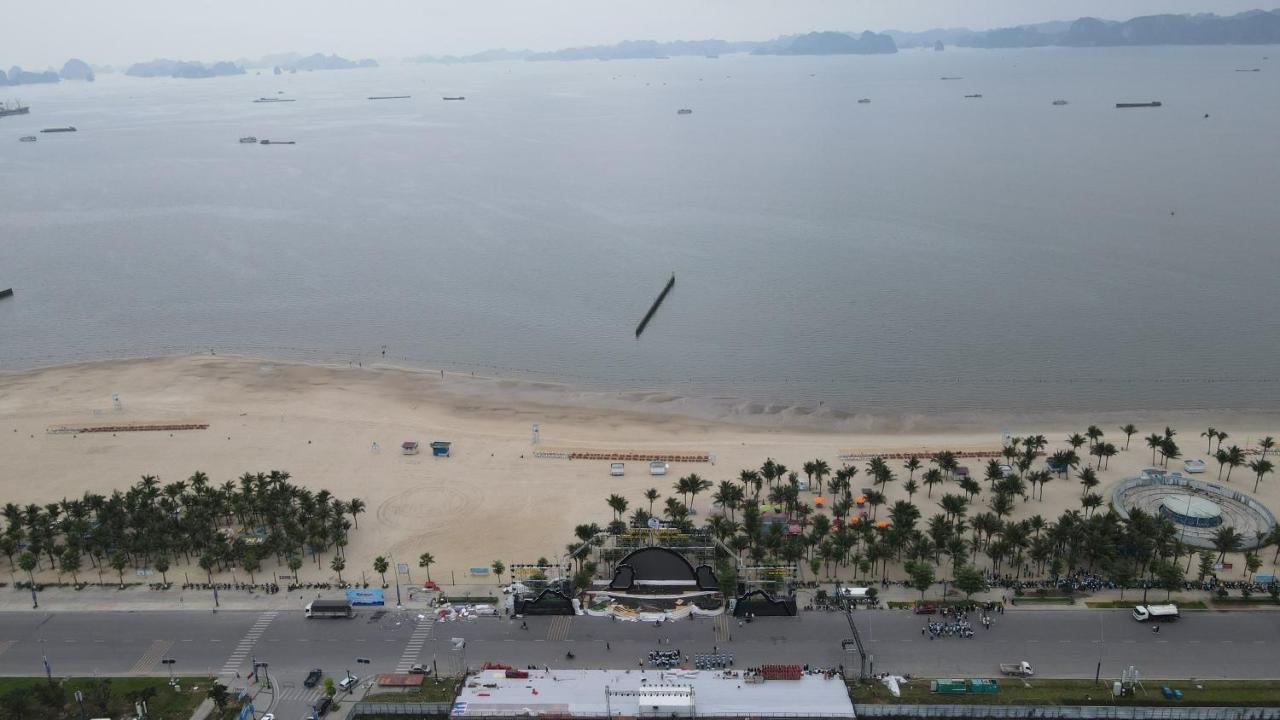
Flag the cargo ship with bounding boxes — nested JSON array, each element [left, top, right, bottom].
[[41, 126, 77, 133], [0, 100, 30, 118], [442, 96, 466, 101], [1116, 101, 1162, 108]]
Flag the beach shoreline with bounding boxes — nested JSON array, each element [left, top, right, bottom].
[[1, 354, 1277, 584]]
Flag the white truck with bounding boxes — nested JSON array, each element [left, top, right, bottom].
[[1132, 604, 1179, 622]]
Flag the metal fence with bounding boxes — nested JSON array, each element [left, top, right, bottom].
[[350, 701, 452, 716], [854, 705, 1280, 719]]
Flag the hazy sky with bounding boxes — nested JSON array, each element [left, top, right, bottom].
[[6, 1, 1269, 67]]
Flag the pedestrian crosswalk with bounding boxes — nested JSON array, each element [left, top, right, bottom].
[[714, 614, 731, 643], [220, 611, 278, 676], [394, 617, 435, 672], [547, 616, 573, 641], [130, 639, 173, 674], [276, 685, 325, 703]]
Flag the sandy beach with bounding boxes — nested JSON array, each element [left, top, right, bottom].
[[1, 355, 1277, 586]]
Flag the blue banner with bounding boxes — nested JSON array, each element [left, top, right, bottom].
[[346, 588, 385, 605]]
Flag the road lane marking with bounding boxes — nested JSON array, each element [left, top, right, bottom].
[[131, 640, 173, 674], [0, 641, 13, 657], [394, 617, 436, 672], [219, 611, 279, 677]]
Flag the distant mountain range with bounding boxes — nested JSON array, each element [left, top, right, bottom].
[[126, 59, 246, 79], [240, 52, 378, 72], [410, 9, 1280, 64], [0, 59, 95, 86], [407, 33, 895, 63], [890, 9, 1280, 49]]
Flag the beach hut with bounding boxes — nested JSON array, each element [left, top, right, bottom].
[[430, 441, 451, 457], [401, 441, 420, 455]]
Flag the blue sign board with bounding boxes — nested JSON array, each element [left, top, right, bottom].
[[346, 588, 385, 605]]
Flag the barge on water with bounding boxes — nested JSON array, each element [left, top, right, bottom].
[[1116, 101, 1162, 108], [0, 288, 13, 299], [41, 126, 77, 133]]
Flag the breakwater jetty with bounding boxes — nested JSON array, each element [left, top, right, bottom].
[[635, 273, 675, 338]]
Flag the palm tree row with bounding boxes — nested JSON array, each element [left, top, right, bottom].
[[584, 426, 1279, 590], [2, 471, 364, 587]]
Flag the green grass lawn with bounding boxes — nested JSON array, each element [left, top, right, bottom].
[[852, 678, 1280, 706], [363, 677, 460, 703], [0, 676, 217, 719]]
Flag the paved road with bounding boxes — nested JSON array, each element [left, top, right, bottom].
[[1, 607, 1278, 717]]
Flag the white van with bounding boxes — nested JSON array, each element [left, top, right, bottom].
[[1132, 604, 1179, 622], [338, 675, 358, 692]]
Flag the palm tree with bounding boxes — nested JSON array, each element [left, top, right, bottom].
[[812, 459, 831, 495], [1078, 467, 1099, 497], [288, 554, 304, 584], [686, 474, 712, 510], [1086, 425, 1104, 448], [110, 553, 128, 588], [1145, 433, 1164, 464], [922, 468, 943, 499], [418, 552, 435, 582], [1201, 427, 1218, 454], [606, 494, 629, 522], [939, 494, 968, 522], [1066, 433, 1087, 451], [1119, 424, 1138, 450], [1249, 459, 1274, 493], [904, 457, 921, 483], [154, 556, 170, 585], [1080, 493, 1103, 517], [864, 490, 886, 521], [1212, 527, 1242, 562], [903, 479, 919, 504], [1160, 437, 1181, 467], [1224, 445, 1245, 482], [644, 488, 660, 514], [1259, 436, 1275, 461], [348, 498, 365, 529], [1216, 431, 1230, 454], [1215, 448, 1231, 480], [60, 547, 82, 585], [373, 556, 389, 586], [330, 556, 346, 584]]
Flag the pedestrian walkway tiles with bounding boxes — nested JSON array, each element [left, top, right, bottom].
[[394, 617, 436, 672], [220, 611, 279, 677], [130, 639, 173, 674], [547, 616, 572, 641]]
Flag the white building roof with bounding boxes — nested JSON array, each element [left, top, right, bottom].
[[452, 669, 854, 718]]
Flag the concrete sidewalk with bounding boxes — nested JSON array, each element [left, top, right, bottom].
[[1, 584, 439, 613]]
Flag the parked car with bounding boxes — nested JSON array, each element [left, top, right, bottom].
[[338, 675, 358, 692], [409, 663, 431, 675], [303, 669, 322, 688], [315, 697, 333, 716], [914, 603, 938, 615]]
